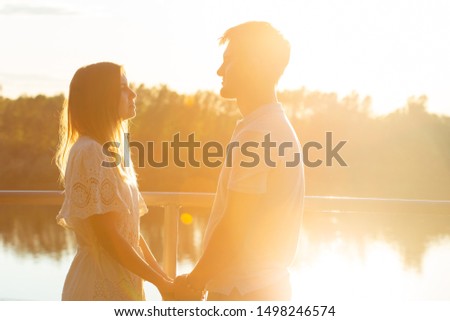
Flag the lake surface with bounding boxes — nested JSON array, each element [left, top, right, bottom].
[[1, 203, 450, 300]]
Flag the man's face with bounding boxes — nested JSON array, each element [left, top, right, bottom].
[[216, 43, 248, 99]]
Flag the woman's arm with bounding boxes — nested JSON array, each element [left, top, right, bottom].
[[88, 211, 173, 296], [139, 234, 168, 278]]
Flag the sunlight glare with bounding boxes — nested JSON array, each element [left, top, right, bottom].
[[291, 238, 421, 300], [180, 212, 193, 225]]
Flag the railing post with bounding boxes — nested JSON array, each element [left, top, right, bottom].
[[163, 204, 179, 279]]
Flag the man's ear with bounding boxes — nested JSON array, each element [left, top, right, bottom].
[[247, 56, 263, 73], [247, 56, 275, 88]]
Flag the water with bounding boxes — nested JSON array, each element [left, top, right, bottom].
[[1, 204, 449, 300]]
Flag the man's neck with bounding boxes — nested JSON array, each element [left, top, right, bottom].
[[237, 90, 278, 117]]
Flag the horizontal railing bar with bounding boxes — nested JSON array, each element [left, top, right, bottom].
[[0, 190, 449, 214], [0, 190, 64, 206], [305, 195, 450, 214], [143, 191, 215, 207]]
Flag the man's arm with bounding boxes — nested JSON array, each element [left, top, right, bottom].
[[185, 190, 261, 291]]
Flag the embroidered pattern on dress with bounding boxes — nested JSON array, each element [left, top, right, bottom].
[[100, 178, 115, 205], [71, 176, 118, 209], [72, 182, 90, 208]]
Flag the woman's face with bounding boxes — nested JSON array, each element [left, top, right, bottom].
[[118, 74, 137, 120]]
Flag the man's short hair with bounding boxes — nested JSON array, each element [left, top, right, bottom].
[[220, 21, 290, 84]]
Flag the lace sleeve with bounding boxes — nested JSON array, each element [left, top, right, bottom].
[[57, 139, 131, 228]]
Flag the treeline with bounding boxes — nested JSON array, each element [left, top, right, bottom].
[[0, 85, 449, 199]]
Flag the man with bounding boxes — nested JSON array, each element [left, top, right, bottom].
[[175, 21, 304, 301]]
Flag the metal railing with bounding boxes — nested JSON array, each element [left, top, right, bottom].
[[1, 190, 450, 277]]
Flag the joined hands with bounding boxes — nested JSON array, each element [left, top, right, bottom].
[[173, 274, 205, 301]]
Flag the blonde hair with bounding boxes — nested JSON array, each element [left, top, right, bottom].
[[55, 62, 135, 185]]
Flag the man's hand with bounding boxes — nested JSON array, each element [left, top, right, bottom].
[[158, 279, 175, 301], [173, 274, 205, 301]]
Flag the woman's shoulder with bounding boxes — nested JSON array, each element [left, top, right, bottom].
[[73, 135, 102, 148], [69, 136, 104, 163], [73, 136, 102, 152]]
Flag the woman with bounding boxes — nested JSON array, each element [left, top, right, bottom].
[[55, 62, 172, 300]]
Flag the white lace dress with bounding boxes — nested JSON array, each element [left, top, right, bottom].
[[57, 136, 148, 300]]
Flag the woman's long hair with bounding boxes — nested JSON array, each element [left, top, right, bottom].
[[55, 62, 135, 185]]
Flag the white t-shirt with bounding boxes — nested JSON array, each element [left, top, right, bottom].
[[203, 103, 305, 295]]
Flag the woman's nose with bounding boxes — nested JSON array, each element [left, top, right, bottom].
[[217, 63, 224, 76]]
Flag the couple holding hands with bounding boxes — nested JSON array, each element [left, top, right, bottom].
[[56, 21, 304, 301]]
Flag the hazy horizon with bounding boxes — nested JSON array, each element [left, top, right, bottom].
[[1, 0, 449, 116]]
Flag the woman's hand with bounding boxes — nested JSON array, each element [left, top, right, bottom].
[[158, 279, 175, 301]]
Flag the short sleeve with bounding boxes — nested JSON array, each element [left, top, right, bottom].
[[227, 131, 273, 194], [57, 139, 131, 228]]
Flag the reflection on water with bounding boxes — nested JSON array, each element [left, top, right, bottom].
[[1, 204, 450, 300]]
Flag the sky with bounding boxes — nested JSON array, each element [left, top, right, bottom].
[[0, 0, 449, 116]]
